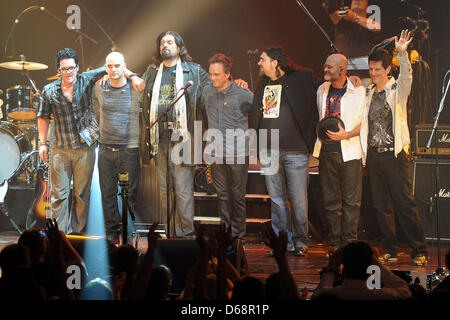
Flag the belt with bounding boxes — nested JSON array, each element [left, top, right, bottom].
[[370, 147, 394, 153], [101, 145, 128, 152]]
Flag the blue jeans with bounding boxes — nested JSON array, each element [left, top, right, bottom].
[[98, 146, 138, 239], [260, 149, 309, 250]]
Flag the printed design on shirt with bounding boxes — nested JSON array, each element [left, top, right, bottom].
[[262, 84, 282, 118], [368, 92, 394, 148], [158, 83, 175, 107], [325, 91, 343, 118]]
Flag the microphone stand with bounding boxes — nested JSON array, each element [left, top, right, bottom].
[[75, 1, 118, 51], [148, 86, 190, 239], [426, 71, 450, 276], [247, 49, 258, 92], [0, 181, 23, 235], [40, 7, 98, 71], [295, 0, 339, 54], [4, 6, 42, 59], [119, 178, 135, 245]]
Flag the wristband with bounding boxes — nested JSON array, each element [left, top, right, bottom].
[[129, 73, 138, 78]]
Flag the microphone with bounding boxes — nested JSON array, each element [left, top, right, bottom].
[[181, 81, 194, 90]]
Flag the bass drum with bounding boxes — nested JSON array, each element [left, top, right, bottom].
[[0, 121, 32, 184]]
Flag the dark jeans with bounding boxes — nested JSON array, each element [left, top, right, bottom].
[[98, 146, 139, 239], [212, 163, 248, 239], [319, 151, 362, 247], [366, 149, 427, 258]]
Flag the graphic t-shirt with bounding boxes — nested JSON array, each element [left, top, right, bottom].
[[321, 84, 347, 153], [259, 78, 307, 152], [158, 65, 177, 140], [368, 90, 394, 149]]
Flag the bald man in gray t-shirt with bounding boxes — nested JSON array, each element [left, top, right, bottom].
[[92, 52, 143, 244]]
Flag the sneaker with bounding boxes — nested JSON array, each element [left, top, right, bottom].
[[292, 247, 308, 257], [378, 252, 398, 263], [412, 254, 427, 266]]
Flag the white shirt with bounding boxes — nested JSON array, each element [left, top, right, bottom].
[[313, 78, 366, 162]]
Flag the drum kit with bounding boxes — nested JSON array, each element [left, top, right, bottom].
[[0, 58, 58, 187]]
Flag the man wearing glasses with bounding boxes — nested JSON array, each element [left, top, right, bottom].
[[37, 48, 143, 234]]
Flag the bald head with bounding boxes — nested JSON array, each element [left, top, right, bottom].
[[106, 51, 125, 65], [324, 53, 348, 83], [327, 54, 348, 72], [105, 51, 126, 84]]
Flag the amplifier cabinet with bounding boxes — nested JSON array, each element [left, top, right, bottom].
[[412, 158, 450, 240]]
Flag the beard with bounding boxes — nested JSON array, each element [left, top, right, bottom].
[[258, 67, 266, 77], [161, 49, 175, 60]]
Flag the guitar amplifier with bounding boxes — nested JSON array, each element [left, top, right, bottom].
[[414, 124, 450, 157]]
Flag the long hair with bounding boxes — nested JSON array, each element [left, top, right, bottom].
[[152, 31, 192, 65], [258, 45, 311, 86]]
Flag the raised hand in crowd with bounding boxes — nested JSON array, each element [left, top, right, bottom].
[[128, 222, 160, 300], [44, 218, 75, 300], [263, 223, 300, 300]]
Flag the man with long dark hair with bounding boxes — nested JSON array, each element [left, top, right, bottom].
[[141, 31, 210, 238], [252, 46, 318, 256]]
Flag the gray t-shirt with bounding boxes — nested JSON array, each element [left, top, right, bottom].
[[368, 90, 394, 149], [92, 80, 142, 148]]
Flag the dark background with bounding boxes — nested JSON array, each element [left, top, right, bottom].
[[0, 0, 449, 122]]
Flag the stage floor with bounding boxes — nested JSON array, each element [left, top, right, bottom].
[[1, 230, 448, 298]]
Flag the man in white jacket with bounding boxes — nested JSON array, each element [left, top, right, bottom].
[[313, 53, 365, 253], [360, 30, 428, 266]]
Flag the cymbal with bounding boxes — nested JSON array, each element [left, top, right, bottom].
[[47, 74, 61, 81], [0, 60, 48, 71]]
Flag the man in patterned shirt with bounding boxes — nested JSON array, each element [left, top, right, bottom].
[[360, 30, 428, 266]]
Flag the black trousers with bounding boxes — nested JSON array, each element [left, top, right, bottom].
[[366, 149, 427, 257], [319, 151, 362, 247], [98, 147, 139, 239], [212, 162, 248, 239]]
